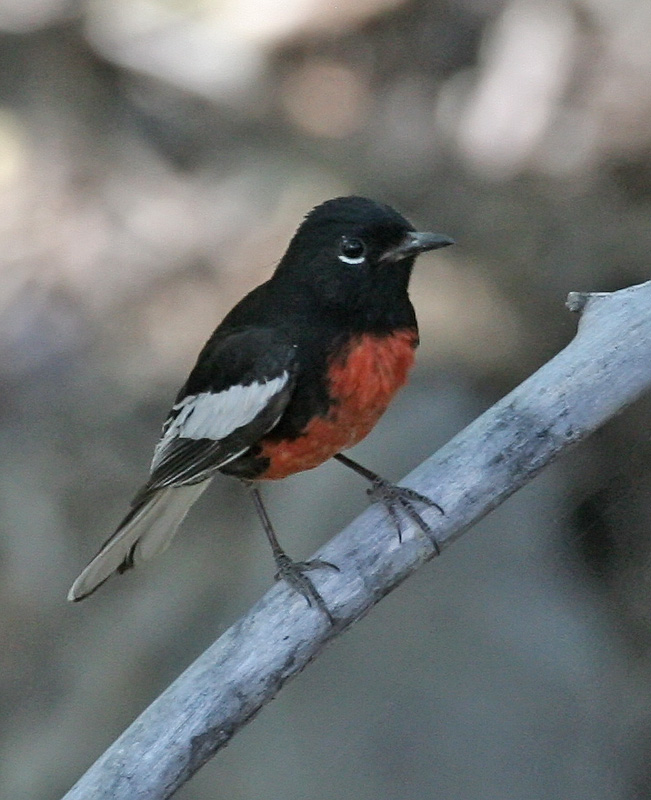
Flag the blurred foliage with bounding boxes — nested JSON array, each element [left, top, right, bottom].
[[2, 0, 651, 798]]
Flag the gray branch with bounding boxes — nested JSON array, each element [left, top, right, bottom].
[[62, 280, 651, 800]]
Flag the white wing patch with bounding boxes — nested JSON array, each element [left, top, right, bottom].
[[152, 371, 289, 470]]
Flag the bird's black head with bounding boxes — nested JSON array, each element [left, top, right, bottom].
[[273, 196, 453, 323]]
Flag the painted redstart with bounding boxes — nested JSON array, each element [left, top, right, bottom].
[[68, 196, 454, 620]]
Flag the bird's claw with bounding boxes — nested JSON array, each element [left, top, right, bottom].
[[273, 553, 340, 625], [367, 479, 444, 554]]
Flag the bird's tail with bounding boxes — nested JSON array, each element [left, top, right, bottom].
[[67, 482, 209, 602]]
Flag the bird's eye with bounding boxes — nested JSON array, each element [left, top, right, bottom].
[[338, 237, 367, 265]]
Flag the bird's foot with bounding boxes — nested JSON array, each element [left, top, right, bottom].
[[367, 478, 444, 553], [273, 552, 340, 625]]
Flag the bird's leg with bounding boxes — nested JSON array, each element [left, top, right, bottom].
[[333, 453, 443, 554], [247, 484, 339, 624]]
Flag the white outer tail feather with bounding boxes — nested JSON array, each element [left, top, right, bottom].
[[67, 482, 209, 601]]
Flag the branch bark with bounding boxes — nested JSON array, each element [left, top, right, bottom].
[[62, 280, 651, 800]]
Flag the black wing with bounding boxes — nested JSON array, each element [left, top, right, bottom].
[[144, 326, 298, 493]]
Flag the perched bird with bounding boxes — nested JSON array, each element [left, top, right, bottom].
[[68, 196, 453, 619]]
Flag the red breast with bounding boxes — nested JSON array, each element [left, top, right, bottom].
[[259, 328, 418, 480]]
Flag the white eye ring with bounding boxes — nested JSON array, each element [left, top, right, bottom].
[[338, 252, 365, 265], [338, 237, 367, 265]]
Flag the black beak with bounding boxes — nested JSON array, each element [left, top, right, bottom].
[[382, 231, 455, 263]]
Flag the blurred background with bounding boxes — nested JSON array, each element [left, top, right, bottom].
[[2, 0, 651, 797]]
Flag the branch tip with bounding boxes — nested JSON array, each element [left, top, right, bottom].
[[566, 291, 590, 313]]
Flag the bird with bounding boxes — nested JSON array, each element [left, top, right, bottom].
[[68, 196, 454, 620]]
